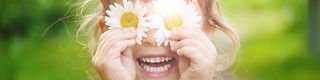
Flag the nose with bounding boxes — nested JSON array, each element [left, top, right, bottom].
[[139, 1, 158, 46], [141, 29, 158, 46]]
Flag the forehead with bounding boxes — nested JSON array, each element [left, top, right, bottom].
[[102, 0, 195, 7], [102, 0, 207, 19], [102, 0, 206, 15]]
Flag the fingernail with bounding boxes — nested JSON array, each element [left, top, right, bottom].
[[170, 46, 174, 51], [171, 45, 175, 51], [176, 49, 181, 54], [170, 42, 176, 51]]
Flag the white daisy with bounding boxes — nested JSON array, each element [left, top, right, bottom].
[[105, 0, 149, 45], [149, 0, 202, 46]]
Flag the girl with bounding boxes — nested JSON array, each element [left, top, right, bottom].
[[77, 0, 239, 80]]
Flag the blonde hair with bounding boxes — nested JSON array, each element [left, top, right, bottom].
[[77, 0, 239, 71]]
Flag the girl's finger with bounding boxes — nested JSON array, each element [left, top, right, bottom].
[[98, 29, 136, 54], [95, 29, 122, 61], [169, 27, 217, 58], [104, 39, 136, 62], [171, 39, 212, 58], [98, 28, 134, 48], [94, 28, 136, 63], [176, 46, 206, 65], [98, 28, 136, 52], [99, 29, 121, 42], [169, 27, 206, 41], [171, 39, 208, 53], [169, 27, 214, 48]]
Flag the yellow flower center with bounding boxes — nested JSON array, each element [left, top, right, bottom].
[[164, 14, 183, 30], [120, 12, 138, 28]]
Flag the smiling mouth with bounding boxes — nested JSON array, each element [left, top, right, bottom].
[[137, 56, 176, 73]]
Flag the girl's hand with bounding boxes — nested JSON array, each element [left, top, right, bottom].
[[169, 27, 217, 80], [92, 28, 136, 80]]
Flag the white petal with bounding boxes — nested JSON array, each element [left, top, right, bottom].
[[169, 40, 177, 50], [158, 35, 166, 46], [154, 30, 167, 46], [109, 5, 116, 12], [136, 38, 142, 45], [108, 26, 121, 29], [148, 15, 165, 29], [139, 7, 147, 17], [109, 5, 122, 17], [138, 25, 149, 31], [105, 18, 120, 26], [165, 31, 171, 38], [136, 30, 143, 45], [114, 3, 125, 11], [164, 39, 170, 46], [105, 10, 113, 16], [123, 0, 129, 8], [134, 0, 142, 11], [183, 16, 201, 26], [123, 0, 133, 10], [138, 30, 147, 39], [153, 29, 161, 39]]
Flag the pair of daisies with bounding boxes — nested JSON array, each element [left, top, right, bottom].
[[105, 0, 201, 46]]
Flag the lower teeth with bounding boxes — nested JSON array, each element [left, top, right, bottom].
[[143, 64, 171, 73]]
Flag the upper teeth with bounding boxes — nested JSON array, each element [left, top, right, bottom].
[[140, 57, 173, 63]]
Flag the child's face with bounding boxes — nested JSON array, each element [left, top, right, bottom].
[[126, 0, 206, 80], [102, 0, 213, 79]]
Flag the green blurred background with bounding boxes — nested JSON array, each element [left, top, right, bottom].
[[0, 0, 319, 80]]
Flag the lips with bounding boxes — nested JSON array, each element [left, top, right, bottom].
[[137, 56, 176, 77]]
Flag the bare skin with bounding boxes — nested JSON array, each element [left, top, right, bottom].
[[92, 26, 217, 80], [92, 0, 217, 80]]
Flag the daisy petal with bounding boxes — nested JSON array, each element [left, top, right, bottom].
[[164, 39, 170, 46]]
